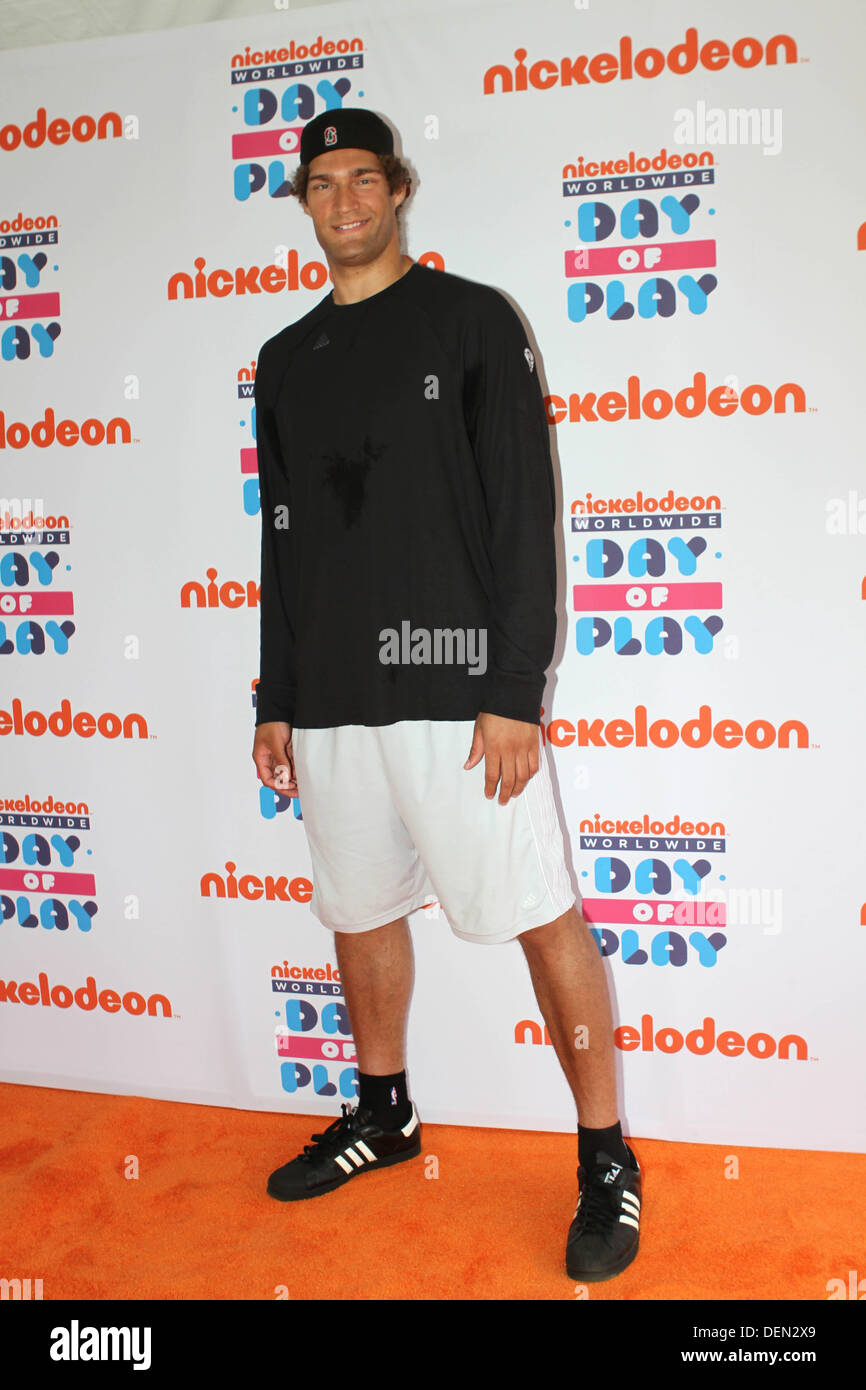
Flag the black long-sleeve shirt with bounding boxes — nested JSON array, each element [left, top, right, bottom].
[[254, 260, 557, 729]]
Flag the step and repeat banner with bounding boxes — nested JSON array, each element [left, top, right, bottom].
[[1, 0, 864, 1151]]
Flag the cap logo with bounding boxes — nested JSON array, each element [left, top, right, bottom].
[[324, 125, 338, 146]]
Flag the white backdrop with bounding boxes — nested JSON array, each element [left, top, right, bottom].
[[1, 0, 864, 1152]]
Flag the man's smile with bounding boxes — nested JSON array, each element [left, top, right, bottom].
[[333, 218, 369, 232]]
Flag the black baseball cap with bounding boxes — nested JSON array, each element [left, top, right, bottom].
[[300, 108, 394, 166]]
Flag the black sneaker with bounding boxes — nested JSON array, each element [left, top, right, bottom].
[[267, 1102, 422, 1201], [565, 1147, 641, 1282]]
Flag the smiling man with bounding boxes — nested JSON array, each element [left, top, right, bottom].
[[251, 107, 642, 1284]]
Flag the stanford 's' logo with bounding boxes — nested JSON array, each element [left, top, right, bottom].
[[324, 125, 337, 146]]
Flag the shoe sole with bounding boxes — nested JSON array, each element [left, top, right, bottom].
[[566, 1236, 639, 1283], [267, 1137, 422, 1202]]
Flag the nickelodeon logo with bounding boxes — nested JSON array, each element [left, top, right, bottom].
[[0, 108, 126, 153], [0, 971, 171, 1017], [272, 961, 341, 983], [516, 1014, 808, 1059], [484, 29, 797, 94], [0, 699, 148, 740], [201, 862, 312, 902], [538, 705, 809, 750], [0, 211, 58, 237], [0, 409, 132, 449], [0, 503, 65, 530], [546, 372, 806, 424], [169, 255, 330, 300], [230, 37, 363, 68], [181, 568, 260, 609]]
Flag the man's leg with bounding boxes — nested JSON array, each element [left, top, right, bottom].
[[266, 914, 420, 1201], [519, 901, 641, 1282], [333, 915, 414, 1073], [517, 901, 617, 1128]]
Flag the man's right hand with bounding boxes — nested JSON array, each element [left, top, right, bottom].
[[252, 721, 297, 795]]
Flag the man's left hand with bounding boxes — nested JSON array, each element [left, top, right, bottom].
[[463, 711, 540, 805]]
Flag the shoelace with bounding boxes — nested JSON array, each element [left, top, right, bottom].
[[300, 1103, 361, 1165], [573, 1168, 626, 1236]]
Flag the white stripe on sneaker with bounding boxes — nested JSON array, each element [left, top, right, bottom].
[[619, 1189, 640, 1230], [401, 1108, 419, 1138], [344, 1146, 365, 1167], [334, 1154, 353, 1175], [355, 1140, 377, 1162]]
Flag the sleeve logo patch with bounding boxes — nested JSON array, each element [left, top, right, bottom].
[[524, 347, 535, 372]]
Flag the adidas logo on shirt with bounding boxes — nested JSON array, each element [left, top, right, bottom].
[[313, 331, 330, 350]]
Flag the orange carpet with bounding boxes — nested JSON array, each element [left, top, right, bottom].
[[1, 1081, 861, 1301]]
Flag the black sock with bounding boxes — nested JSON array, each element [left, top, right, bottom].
[[578, 1119, 637, 1172], [358, 1070, 412, 1130]]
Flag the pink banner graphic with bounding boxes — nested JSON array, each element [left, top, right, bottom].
[[572, 582, 723, 610], [232, 128, 302, 159], [0, 869, 97, 895], [581, 896, 727, 926], [0, 292, 61, 321], [1, 592, 74, 615], [276, 1035, 358, 1062], [565, 240, 716, 277]]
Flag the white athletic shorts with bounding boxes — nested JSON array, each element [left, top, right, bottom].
[[290, 719, 576, 945]]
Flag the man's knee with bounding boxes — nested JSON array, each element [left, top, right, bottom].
[[517, 903, 583, 953], [335, 914, 409, 940]]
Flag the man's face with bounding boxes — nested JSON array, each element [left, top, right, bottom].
[[302, 147, 405, 267]]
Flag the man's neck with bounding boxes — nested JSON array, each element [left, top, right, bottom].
[[329, 248, 414, 305]]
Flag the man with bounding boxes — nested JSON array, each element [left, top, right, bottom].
[[251, 107, 641, 1284]]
